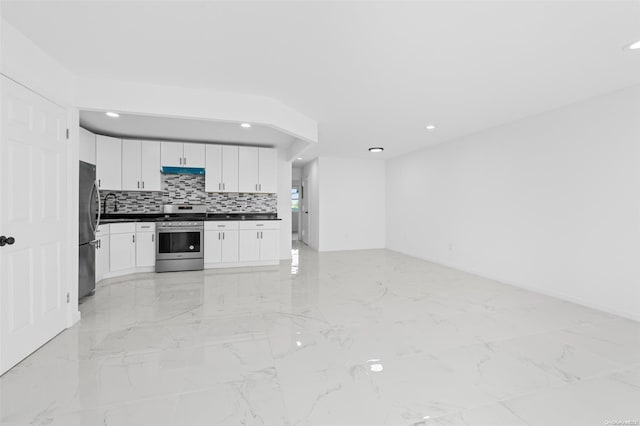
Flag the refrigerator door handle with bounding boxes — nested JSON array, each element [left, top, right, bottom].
[[95, 182, 102, 229], [88, 181, 98, 234], [88, 240, 99, 246]]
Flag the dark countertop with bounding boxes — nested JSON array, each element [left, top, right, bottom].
[[99, 213, 280, 224]]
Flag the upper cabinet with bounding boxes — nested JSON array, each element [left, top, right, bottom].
[[122, 140, 161, 191], [79, 127, 96, 165], [161, 142, 205, 168], [238, 147, 277, 193], [96, 135, 122, 190], [258, 147, 277, 193], [205, 145, 239, 193]]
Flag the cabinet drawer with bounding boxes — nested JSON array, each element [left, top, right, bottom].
[[136, 222, 156, 232], [96, 224, 110, 237], [238, 221, 280, 230], [109, 222, 136, 234], [204, 221, 239, 231]]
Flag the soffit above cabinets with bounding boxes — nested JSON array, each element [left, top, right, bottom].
[[79, 110, 296, 148]]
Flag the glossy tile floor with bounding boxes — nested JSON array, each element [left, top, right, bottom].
[[1, 243, 639, 425]]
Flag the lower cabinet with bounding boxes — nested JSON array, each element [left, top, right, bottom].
[[204, 222, 239, 264], [109, 223, 136, 272], [96, 220, 279, 283], [238, 221, 280, 262], [135, 222, 156, 267], [95, 224, 110, 283]]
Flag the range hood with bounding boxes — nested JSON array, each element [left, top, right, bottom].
[[161, 166, 205, 175]]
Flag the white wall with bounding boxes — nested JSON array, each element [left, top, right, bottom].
[[387, 85, 640, 320], [318, 157, 386, 251], [0, 19, 76, 106]]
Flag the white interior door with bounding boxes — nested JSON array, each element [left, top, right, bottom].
[[301, 178, 309, 245], [0, 76, 69, 375]]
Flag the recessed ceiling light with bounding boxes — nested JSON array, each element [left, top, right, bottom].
[[105, 112, 119, 118], [368, 147, 384, 153], [240, 123, 251, 128], [426, 124, 436, 130], [297, 157, 303, 160], [625, 39, 640, 50]]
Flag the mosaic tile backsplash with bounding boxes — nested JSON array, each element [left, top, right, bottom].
[[99, 174, 277, 214]]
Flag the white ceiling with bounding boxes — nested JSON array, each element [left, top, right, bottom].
[[79, 110, 296, 148], [3, 1, 640, 161]]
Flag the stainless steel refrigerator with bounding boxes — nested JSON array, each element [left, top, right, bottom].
[[79, 161, 99, 299]]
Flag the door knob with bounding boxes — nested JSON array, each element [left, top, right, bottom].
[[0, 236, 15, 247]]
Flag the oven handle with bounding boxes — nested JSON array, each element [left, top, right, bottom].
[[156, 228, 203, 233]]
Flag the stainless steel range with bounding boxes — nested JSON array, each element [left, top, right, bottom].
[[156, 204, 206, 273]]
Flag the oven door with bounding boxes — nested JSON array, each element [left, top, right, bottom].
[[156, 227, 203, 260]]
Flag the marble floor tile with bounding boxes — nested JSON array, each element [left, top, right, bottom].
[[1, 242, 638, 426]]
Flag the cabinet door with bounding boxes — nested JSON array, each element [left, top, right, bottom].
[[183, 143, 205, 168], [140, 141, 161, 191], [160, 142, 183, 167], [205, 145, 222, 192], [204, 230, 222, 263], [96, 135, 122, 190], [79, 127, 96, 165], [110, 232, 136, 272], [95, 236, 110, 282], [259, 229, 279, 261], [258, 148, 277, 193], [135, 232, 156, 267], [238, 146, 259, 193], [222, 145, 239, 192], [122, 139, 142, 191], [221, 230, 239, 263], [238, 230, 260, 262]]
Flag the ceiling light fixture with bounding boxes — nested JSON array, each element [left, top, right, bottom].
[[297, 157, 303, 160], [426, 124, 436, 130], [625, 39, 640, 50], [369, 147, 384, 153], [240, 123, 251, 128], [105, 112, 119, 118]]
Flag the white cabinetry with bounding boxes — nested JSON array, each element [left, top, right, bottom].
[[95, 224, 110, 283], [238, 147, 277, 193], [122, 140, 161, 191], [135, 222, 156, 268], [109, 223, 136, 272], [204, 222, 239, 264], [258, 148, 277, 193], [79, 127, 96, 165], [238, 221, 280, 262], [96, 135, 122, 190], [161, 142, 205, 168], [205, 145, 239, 192]]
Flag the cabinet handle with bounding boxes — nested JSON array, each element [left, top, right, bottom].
[[142, 181, 145, 189], [256, 224, 264, 227], [261, 231, 263, 239], [259, 184, 262, 191], [218, 232, 221, 240], [223, 183, 225, 190], [257, 231, 259, 239], [152, 234, 154, 242], [179, 157, 182, 165], [222, 232, 225, 240], [184, 157, 187, 165], [137, 181, 140, 189], [98, 179, 101, 187], [132, 235, 135, 243], [218, 183, 221, 190]]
